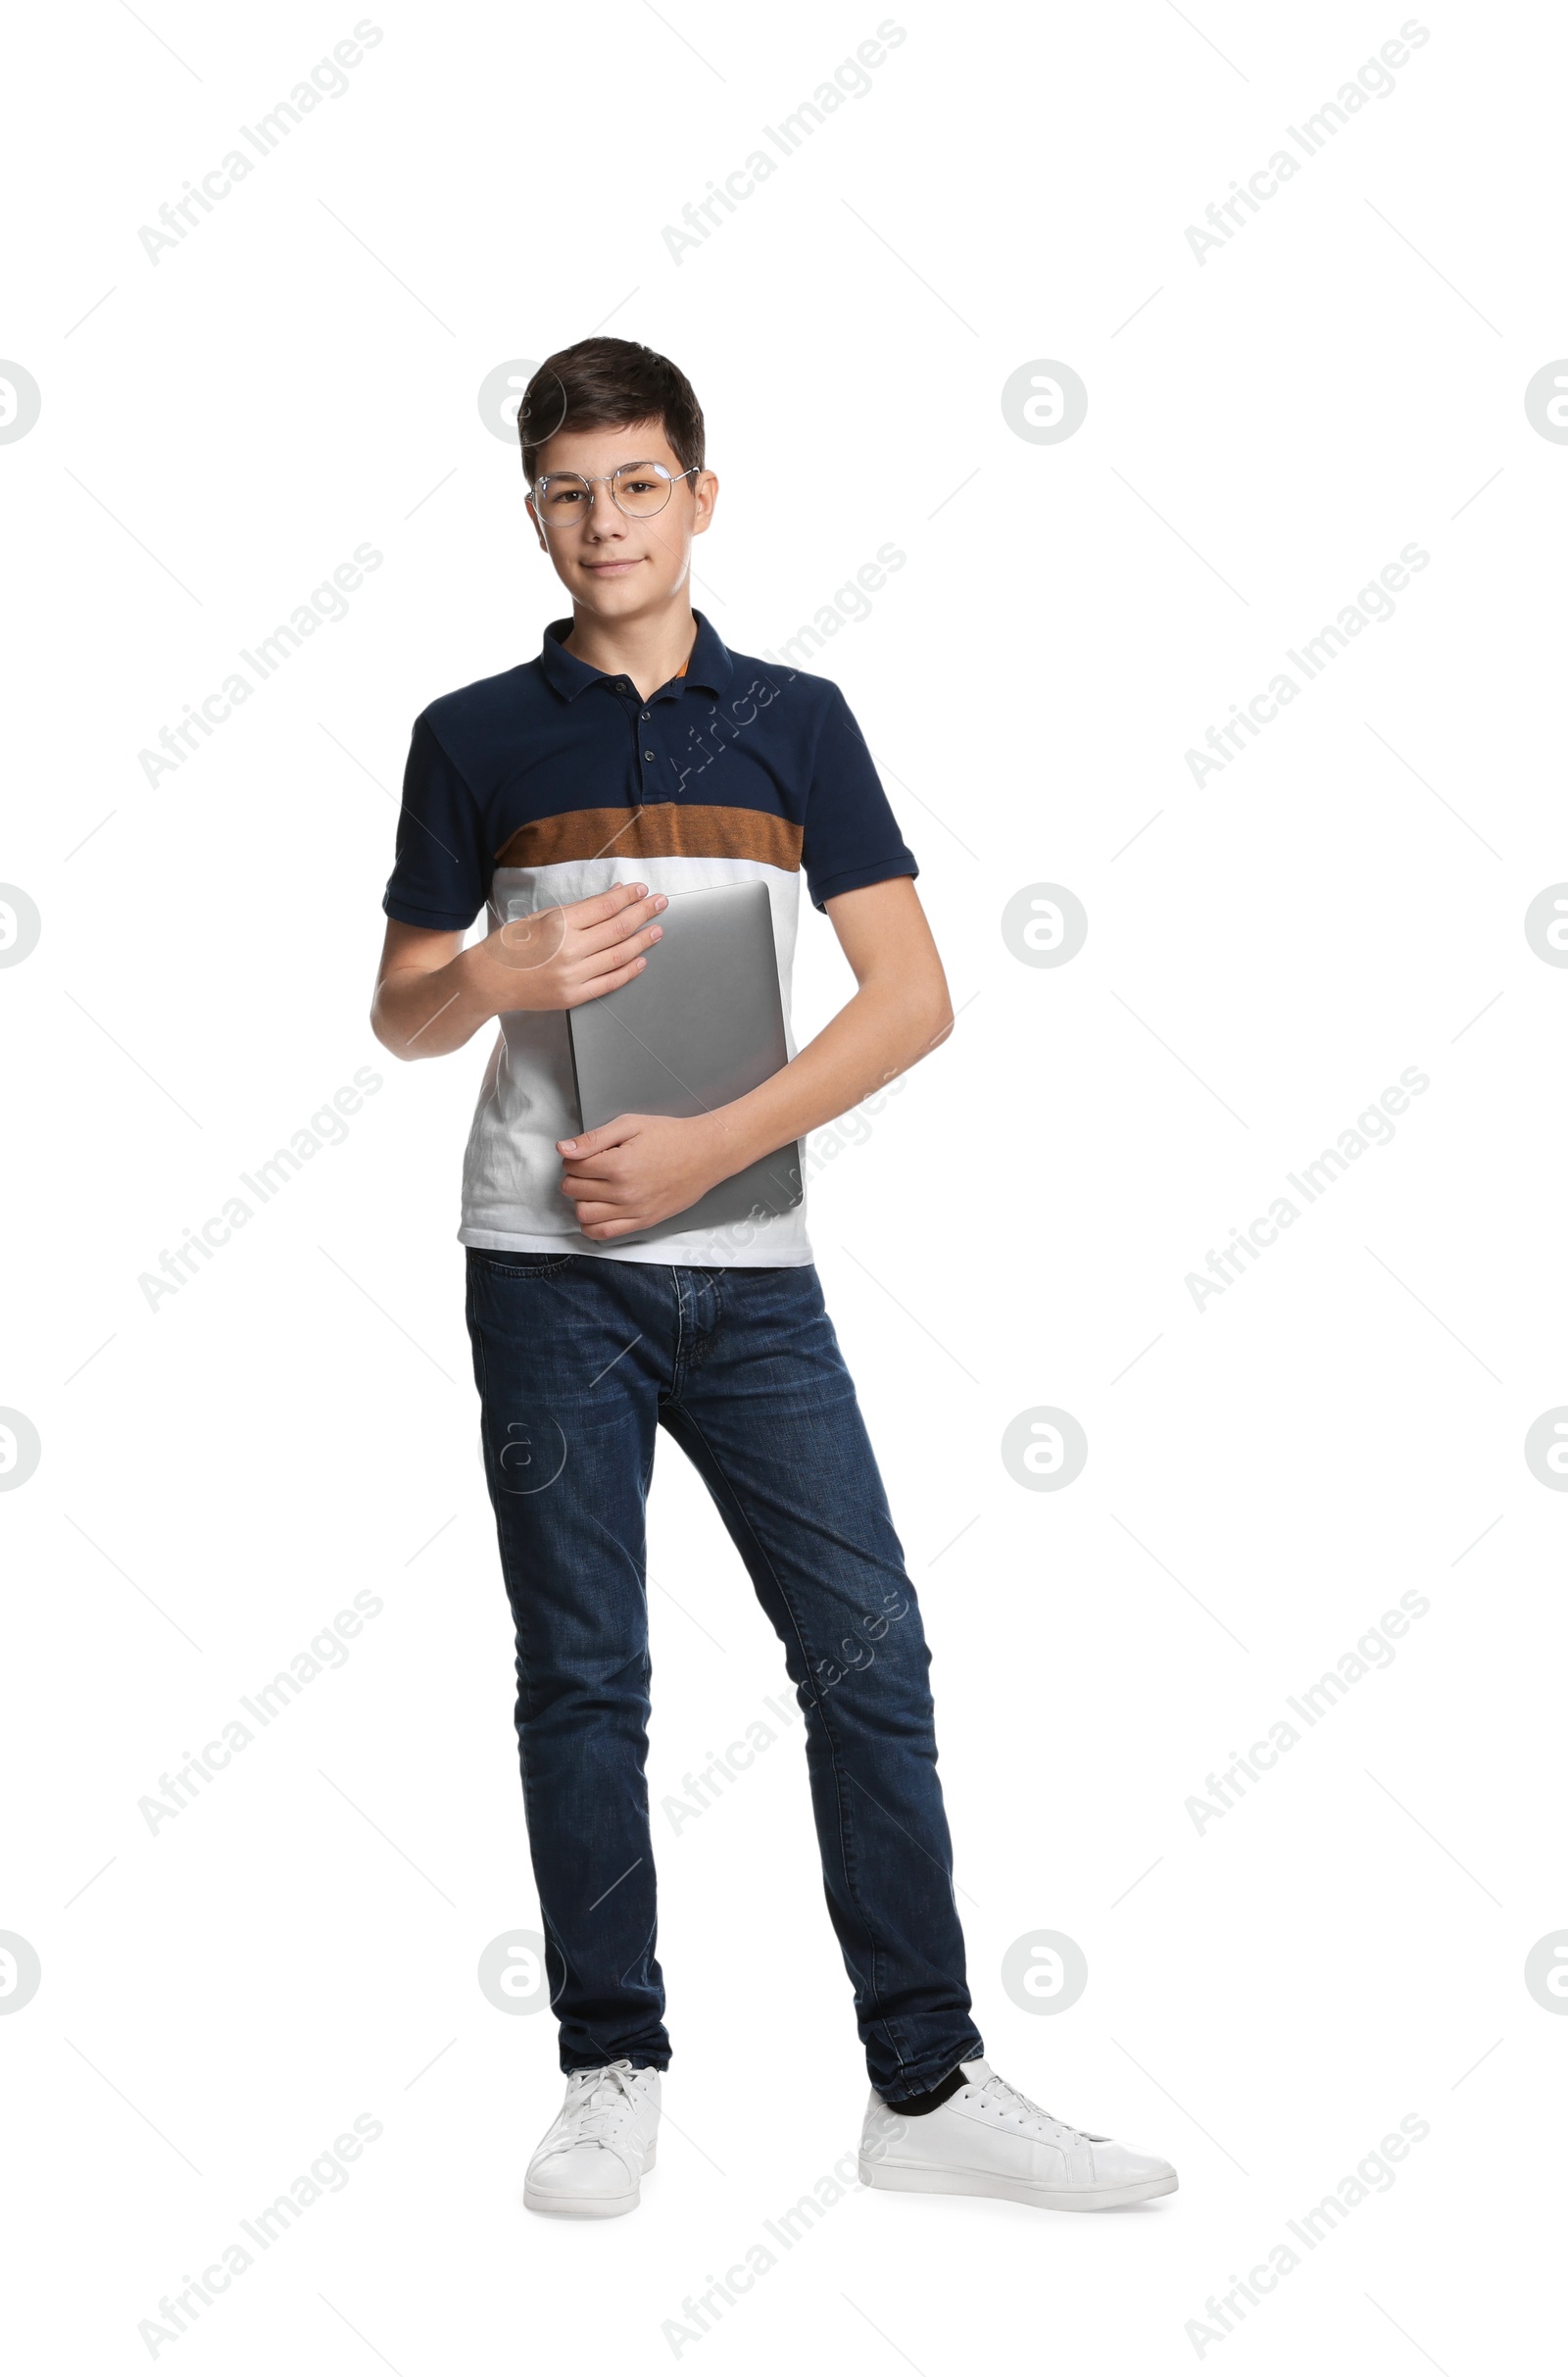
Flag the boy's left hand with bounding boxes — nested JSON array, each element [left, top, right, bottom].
[[557, 1113, 729, 1239]]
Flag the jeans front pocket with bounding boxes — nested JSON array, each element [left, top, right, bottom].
[[468, 1247, 576, 1280]]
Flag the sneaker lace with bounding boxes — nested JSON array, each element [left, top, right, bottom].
[[975, 2070, 1096, 2144], [556, 2059, 645, 2149]]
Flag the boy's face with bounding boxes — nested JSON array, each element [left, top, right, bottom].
[[526, 418, 717, 622]]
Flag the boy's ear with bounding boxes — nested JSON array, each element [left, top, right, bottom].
[[524, 495, 548, 553]]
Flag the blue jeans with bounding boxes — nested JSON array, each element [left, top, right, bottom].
[[465, 1249, 984, 2100]]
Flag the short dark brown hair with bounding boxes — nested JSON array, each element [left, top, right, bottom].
[[518, 337, 706, 483]]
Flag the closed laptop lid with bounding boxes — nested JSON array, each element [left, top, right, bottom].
[[566, 879, 790, 1130]]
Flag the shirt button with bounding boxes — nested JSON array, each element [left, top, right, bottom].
[[643, 749, 655, 762]]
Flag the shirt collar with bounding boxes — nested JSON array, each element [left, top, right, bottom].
[[537, 610, 733, 702]]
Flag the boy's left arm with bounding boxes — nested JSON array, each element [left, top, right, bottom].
[[558, 876, 953, 1241]]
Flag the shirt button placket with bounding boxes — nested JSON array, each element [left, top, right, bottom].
[[638, 707, 662, 801]]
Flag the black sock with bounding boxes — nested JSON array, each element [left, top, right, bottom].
[[883, 2064, 967, 2116]]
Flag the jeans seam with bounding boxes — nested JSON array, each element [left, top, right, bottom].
[[668, 1265, 685, 1385], [469, 1260, 672, 2075], [663, 1400, 898, 2054]]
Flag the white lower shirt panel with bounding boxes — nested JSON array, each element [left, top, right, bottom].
[[458, 852, 814, 1267]]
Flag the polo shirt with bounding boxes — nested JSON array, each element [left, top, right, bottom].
[[383, 612, 918, 1265]]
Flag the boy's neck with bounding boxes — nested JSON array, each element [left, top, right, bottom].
[[562, 601, 698, 703]]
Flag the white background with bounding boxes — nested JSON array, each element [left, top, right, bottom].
[[4, 1, 1565, 2368]]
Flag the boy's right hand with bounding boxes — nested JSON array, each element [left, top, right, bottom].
[[472, 882, 667, 1014]]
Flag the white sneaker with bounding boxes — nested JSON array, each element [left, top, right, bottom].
[[524, 2059, 661, 2218], [859, 2058, 1177, 2211]]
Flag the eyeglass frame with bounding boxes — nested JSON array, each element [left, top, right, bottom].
[[527, 460, 701, 528]]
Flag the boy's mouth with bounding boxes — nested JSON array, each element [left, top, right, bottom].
[[580, 557, 644, 575]]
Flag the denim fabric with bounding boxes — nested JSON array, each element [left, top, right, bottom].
[[465, 1249, 983, 2098]]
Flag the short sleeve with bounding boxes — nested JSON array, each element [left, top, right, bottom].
[[382, 713, 492, 931], [800, 686, 918, 912]]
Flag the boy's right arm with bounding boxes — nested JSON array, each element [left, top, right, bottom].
[[370, 882, 667, 1062]]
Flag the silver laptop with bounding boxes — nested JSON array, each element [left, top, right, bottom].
[[564, 879, 805, 1238]]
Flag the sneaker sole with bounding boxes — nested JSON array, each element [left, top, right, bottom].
[[858, 2155, 1177, 2211], [524, 2136, 656, 2218]]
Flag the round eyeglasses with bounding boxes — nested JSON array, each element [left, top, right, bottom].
[[530, 461, 698, 528]]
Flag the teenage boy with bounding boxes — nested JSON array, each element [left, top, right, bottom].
[[371, 338, 1175, 2220]]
